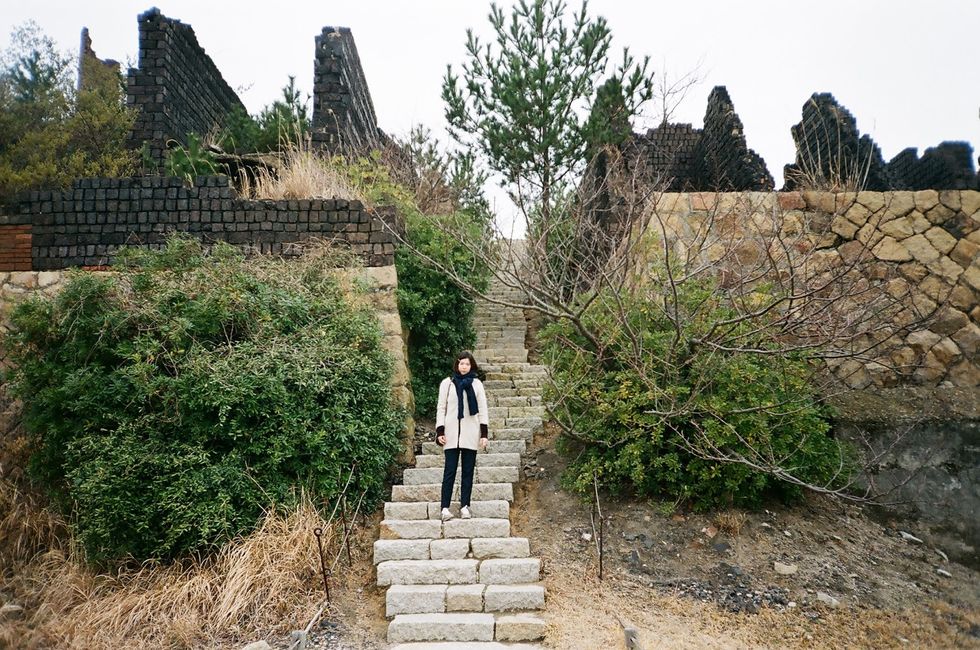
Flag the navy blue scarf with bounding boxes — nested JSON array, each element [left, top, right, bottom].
[[452, 371, 479, 420]]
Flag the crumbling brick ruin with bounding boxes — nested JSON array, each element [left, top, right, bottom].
[[77, 27, 120, 92], [783, 93, 979, 192], [311, 27, 387, 152], [126, 8, 247, 166]]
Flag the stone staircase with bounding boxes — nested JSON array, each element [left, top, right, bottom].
[[375, 275, 549, 648]]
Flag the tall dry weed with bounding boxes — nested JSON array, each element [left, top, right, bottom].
[[239, 142, 363, 202], [1, 496, 370, 649]]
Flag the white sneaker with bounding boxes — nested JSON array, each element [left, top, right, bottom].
[[441, 508, 454, 521], [460, 506, 472, 519]]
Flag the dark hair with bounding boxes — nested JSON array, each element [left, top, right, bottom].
[[453, 350, 480, 375]]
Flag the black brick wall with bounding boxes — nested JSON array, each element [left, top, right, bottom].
[[0, 176, 399, 270], [126, 8, 246, 166], [888, 142, 979, 190], [311, 27, 385, 152]]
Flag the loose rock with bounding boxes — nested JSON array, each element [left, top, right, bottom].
[[774, 561, 798, 576]]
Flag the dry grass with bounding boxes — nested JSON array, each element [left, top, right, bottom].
[[0, 493, 381, 650], [238, 142, 363, 202], [713, 510, 748, 537]]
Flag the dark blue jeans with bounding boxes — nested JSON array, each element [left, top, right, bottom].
[[441, 447, 477, 509]]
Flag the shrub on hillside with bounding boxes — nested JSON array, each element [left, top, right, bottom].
[[2, 236, 403, 562], [542, 277, 851, 510]]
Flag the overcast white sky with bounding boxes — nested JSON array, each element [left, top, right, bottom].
[[2, 1, 978, 235]]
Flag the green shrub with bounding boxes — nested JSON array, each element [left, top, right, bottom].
[[164, 133, 219, 182], [3, 236, 403, 562], [218, 76, 310, 154], [542, 278, 849, 510], [337, 151, 490, 416]]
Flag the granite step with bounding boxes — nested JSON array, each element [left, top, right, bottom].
[[421, 440, 526, 455], [379, 517, 511, 540], [391, 483, 514, 503], [385, 582, 545, 615], [403, 466, 520, 485], [374, 536, 529, 565], [414, 452, 521, 469]]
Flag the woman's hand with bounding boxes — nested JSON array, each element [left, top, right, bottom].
[[437, 435, 446, 446], [479, 437, 488, 450]]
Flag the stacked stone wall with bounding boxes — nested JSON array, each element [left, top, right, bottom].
[[0, 176, 398, 270], [311, 27, 384, 152], [647, 190, 979, 388], [126, 8, 246, 165]]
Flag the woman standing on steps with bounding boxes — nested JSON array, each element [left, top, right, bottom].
[[435, 350, 489, 522]]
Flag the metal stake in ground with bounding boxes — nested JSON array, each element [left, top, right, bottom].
[[313, 527, 331, 602]]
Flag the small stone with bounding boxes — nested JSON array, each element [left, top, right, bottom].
[[816, 591, 840, 608], [240, 642, 272, 650], [581, 532, 592, 542], [936, 568, 952, 578], [903, 234, 940, 264], [899, 531, 924, 544], [0, 603, 24, 619], [924, 227, 957, 255], [774, 561, 798, 575], [872, 236, 912, 261]]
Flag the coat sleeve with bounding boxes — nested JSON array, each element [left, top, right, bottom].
[[477, 380, 489, 426], [435, 378, 449, 430]]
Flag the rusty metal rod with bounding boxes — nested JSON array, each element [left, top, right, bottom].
[[313, 527, 330, 602]]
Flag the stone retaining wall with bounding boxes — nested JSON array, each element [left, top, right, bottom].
[[647, 190, 979, 388]]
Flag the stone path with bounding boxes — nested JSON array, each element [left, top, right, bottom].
[[374, 273, 548, 648]]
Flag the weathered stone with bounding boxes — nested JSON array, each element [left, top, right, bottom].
[[240, 642, 272, 650], [905, 330, 941, 354], [948, 284, 977, 312], [377, 559, 479, 586], [375, 539, 431, 564], [950, 239, 979, 268], [918, 275, 950, 303], [831, 215, 858, 239], [430, 538, 470, 560], [872, 237, 911, 262], [914, 190, 939, 213], [879, 216, 914, 240], [380, 519, 443, 540], [887, 192, 915, 217], [931, 307, 970, 337], [961, 264, 980, 293], [903, 234, 940, 264], [385, 501, 430, 521], [911, 291, 937, 318], [930, 338, 962, 366], [478, 558, 539, 584], [898, 261, 929, 283], [939, 190, 962, 212], [926, 256, 965, 283], [816, 592, 841, 608], [846, 202, 872, 227], [960, 191, 980, 217], [386, 612, 495, 643], [470, 537, 530, 559], [386, 585, 446, 616], [494, 613, 547, 642], [951, 323, 980, 358], [484, 584, 546, 612], [924, 227, 957, 255], [444, 518, 510, 539], [36, 271, 62, 288], [855, 222, 883, 247], [913, 350, 946, 385], [856, 191, 885, 214], [910, 210, 932, 233], [446, 584, 485, 612], [926, 203, 955, 225], [427, 501, 510, 520]]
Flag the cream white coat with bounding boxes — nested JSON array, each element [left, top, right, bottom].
[[436, 377, 489, 450]]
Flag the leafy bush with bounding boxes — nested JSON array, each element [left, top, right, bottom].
[[542, 277, 849, 510], [219, 76, 310, 154], [0, 22, 137, 198], [164, 133, 219, 182], [3, 236, 403, 562], [337, 151, 490, 416]]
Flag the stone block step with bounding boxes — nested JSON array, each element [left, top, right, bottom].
[[390, 641, 545, 650], [495, 613, 547, 642], [490, 428, 533, 442], [376, 536, 528, 565], [379, 517, 510, 540], [377, 559, 479, 586], [391, 483, 514, 503], [423, 500, 510, 520], [387, 612, 494, 643], [421, 440, 526, 455], [479, 558, 541, 584], [415, 452, 521, 469], [403, 466, 520, 485], [385, 583, 546, 616]]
